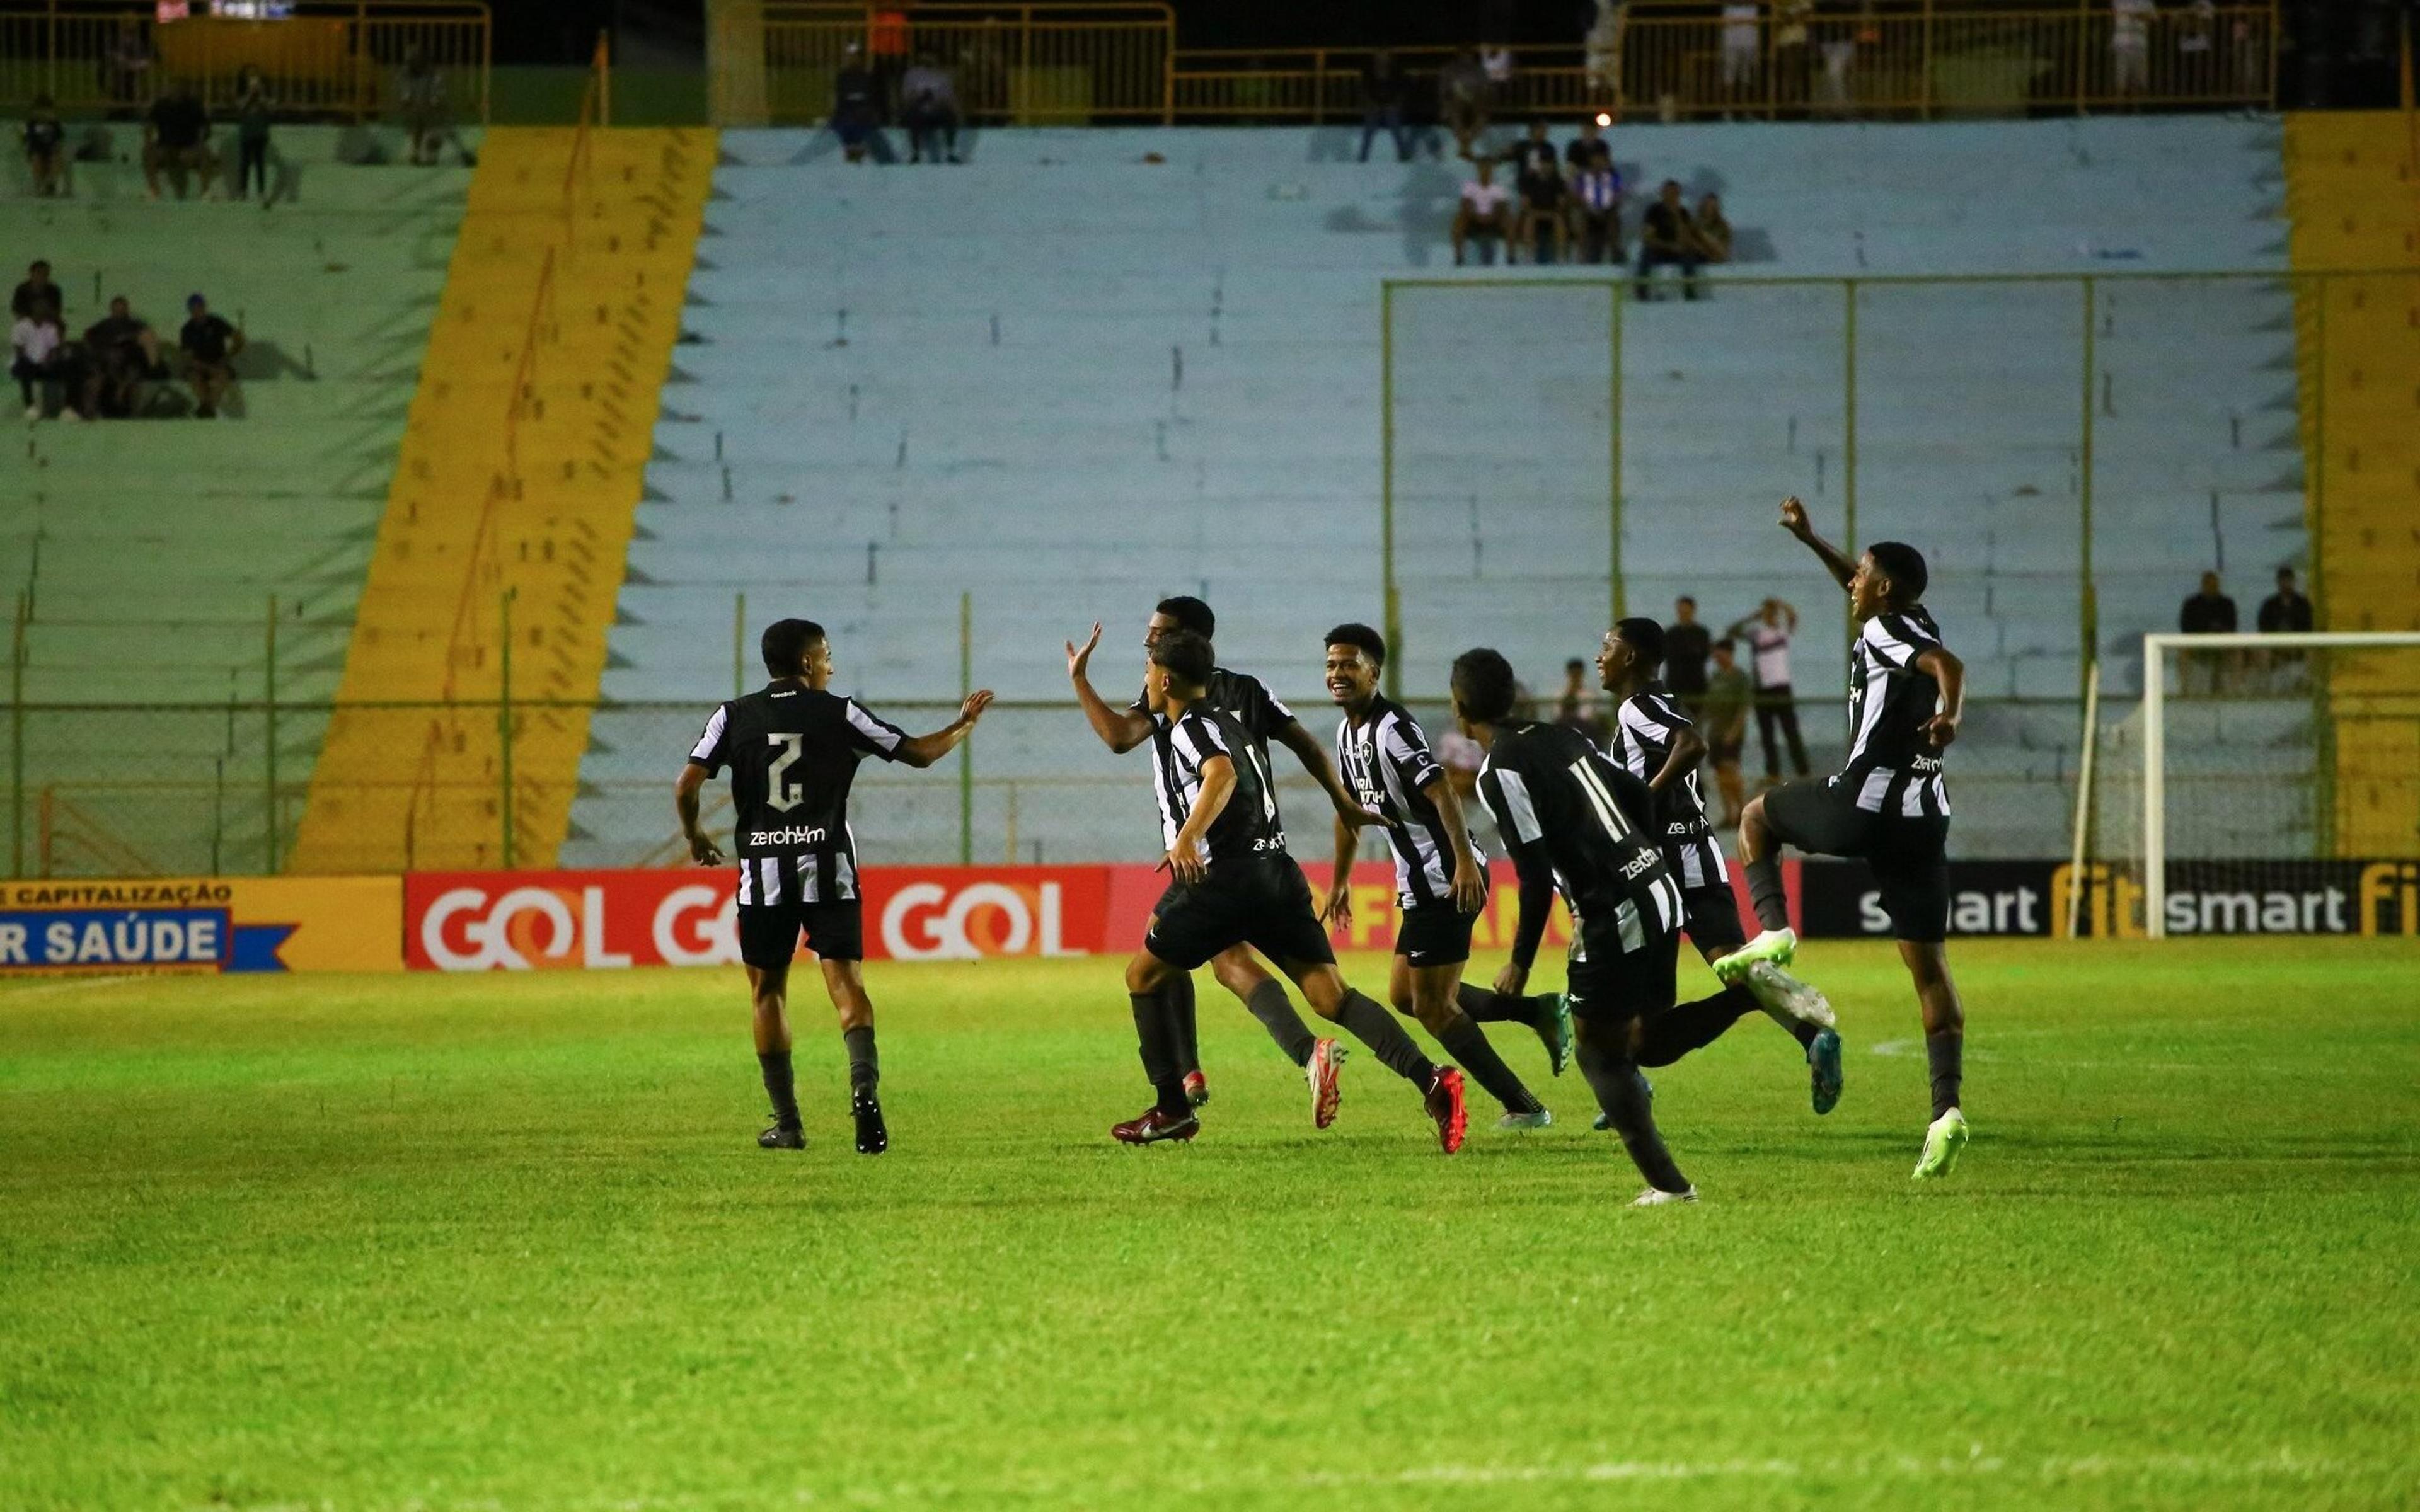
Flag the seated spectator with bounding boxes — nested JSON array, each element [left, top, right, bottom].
[[831, 43, 881, 163], [24, 94, 66, 198], [1635, 179, 1703, 301], [178, 294, 243, 418], [1451, 158, 1514, 266], [1568, 143, 1623, 263], [1516, 143, 1570, 264], [11, 259, 61, 323], [81, 295, 160, 418], [1690, 192, 1734, 265], [1440, 49, 1492, 159], [143, 81, 216, 200], [1511, 119, 1559, 182], [1564, 115, 1606, 172], [13, 302, 81, 420], [2257, 566, 2312, 634], [899, 54, 960, 164], [1358, 49, 1410, 163], [233, 66, 274, 203]]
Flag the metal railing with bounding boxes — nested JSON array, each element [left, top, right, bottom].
[[762, 1, 1173, 125]]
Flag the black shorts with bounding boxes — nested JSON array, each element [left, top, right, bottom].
[[1564, 923, 1680, 1026], [1763, 777, 1950, 943], [1680, 881, 1747, 951], [1146, 857, 1336, 972], [737, 898, 864, 968], [1395, 903, 1477, 968]]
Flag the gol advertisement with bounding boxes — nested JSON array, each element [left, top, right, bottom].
[[0, 876, 404, 975]]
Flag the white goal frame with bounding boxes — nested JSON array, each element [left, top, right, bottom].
[[2141, 630, 2420, 939]]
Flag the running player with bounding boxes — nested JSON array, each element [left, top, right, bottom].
[[1101, 629, 1468, 1150], [1320, 623, 1560, 1131], [1716, 496, 1971, 1179], [1451, 647, 1700, 1205], [676, 617, 993, 1155], [1598, 617, 1843, 1112]]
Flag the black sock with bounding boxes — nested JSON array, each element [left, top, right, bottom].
[[1456, 982, 1544, 1030], [758, 1050, 800, 1128], [1164, 972, 1200, 1077], [1334, 989, 1438, 1087], [1635, 987, 1758, 1068], [1745, 854, 1790, 934], [1926, 1027, 1963, 1120], [843, 1024, 878, 1092], [1577, 1036, 1689, 1193], [1247, 978, 1317, 1067], [1437, 1015, 1543, 1114], [1129, 992, 1190, 1119], [1782, 1014, 1820, 1050]]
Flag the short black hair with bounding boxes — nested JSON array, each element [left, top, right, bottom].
[[1676, 594, 1696, 609], [1866, 541, 1929, 602], [1155, 595, 1215, 638], [1151, 627, 1215, 692], [760, 617, 826, 677], [1325, 622, 1386, 667], [28, 260, 49, 274], [1614, 617, 1666, 666], [2275, 565, 2296, 581], [1712, 637, 1736, 656], [1451, 648, 1519, 725]]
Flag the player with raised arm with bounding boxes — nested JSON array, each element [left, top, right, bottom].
[[1320, 624, 1560, 1131], [1597, 618, 1843, 1113], [1451, 648, 1700, 1205], [1715, 498, 1971, 1179], [676, 617, 992, 1155], [1092, 629, 1469, 1150], [1066, 597, 1385, 1128]]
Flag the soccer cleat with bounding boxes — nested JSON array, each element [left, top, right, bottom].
[[1426, 1066, 1469, 1154], [1912, 1106, 1969, 1179], [851, 1087, 888, 1155], [1540, 992, 1575, 1077], [758, 1119, 805, 1150], [1807, 1028, 1844, 1116], [1306, 1038, 1347, 1130], [1110, 1106, 1200, 1145], [1712, 927, 1797, 985], [1494, 1106, 1553, 1131], [1182, 1070, 1210, 1108], [1744, 959, 1835, 1030], [1631, 1184, 1700, 1207]]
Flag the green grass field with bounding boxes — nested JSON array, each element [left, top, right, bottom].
[[3, 939, 2417, 1511]]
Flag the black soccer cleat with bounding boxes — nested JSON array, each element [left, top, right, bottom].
[[759, 1118, 805, 1150], [851, 1087, 888, 1155]]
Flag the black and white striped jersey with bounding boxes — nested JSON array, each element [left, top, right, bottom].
[[1151, 702, 1288, 871], [688, 682, 908, 905], [1134, 665, 1296, 813], [1335, 694, 1482, 910], [1838, 607, 1952, 819], [1476, 720, 1685, 954], [1608, 682, 1730, 890]]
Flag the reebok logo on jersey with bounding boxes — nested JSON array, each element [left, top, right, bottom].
[[748, 825, 829, 847]]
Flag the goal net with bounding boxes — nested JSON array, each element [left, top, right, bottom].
[[2077, 633, 2420, 939]]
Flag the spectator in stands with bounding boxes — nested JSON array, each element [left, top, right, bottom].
[[1569, 142, 1623, 262], [1555, 656, 1605, 742], [103, 18, 153, 113], [398, 48, 474, 167], [232, 66, 274, 202], [1358, 50, 1412, 163], [1511, 119, 1559, 181], [1690, 192, 1734, 266], [144, 81, 216, 200], [2257, 566, 2312, 634], [1773, 0, 1816, 105], [178, 294, 243, 418], [900, 54, 961, 164], [1635, 179, 1703, 301], [1516, 134, 1570, 263], [831, 43, 882, 164], [1701, 639, 1753, 825], [81, 295, 159, 418], [2111, 0, 2154, 98], [2178, 569, 2237, 694], [1441, 50, 1492, 159], [1720, 3, 1761, 104], [12, 260, 61, 323], [1564, 115, 1606, 172], [1451, 157, 1514, 266], [1663, 595, 1712, 714], [1728, 597, 1810, 779], [13, 301, 76, 421], [23, 94, 66, 198]]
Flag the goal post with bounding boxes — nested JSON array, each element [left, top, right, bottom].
[[2138, 631, 2420, 939]]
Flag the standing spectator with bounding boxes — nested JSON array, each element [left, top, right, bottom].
[[13, 302, 76, 420], [1358, 50, 1411, 163], [143, 81, 216, 200], [1440, 50, 1492, 159], [830, 43, 882, 164], [178, 294, 243, 418], [1773, 0, 1816, 105], [23, 94, 66, 198], [1451, 158, 1514, 265], [1700, 639, 1753, 825], [1720, 3, 1761, 105], [81, 295, 159, 418], [1515, 134, 1570, 263], [1569, 142, 1623, 263], [103, 17, 153, 112], [2177, 569, 2237, 695], [12, 260, 62, 323], [2111, 0, 2154, 98], [1555, 656, 1605, 742], [1662, 595, 1713, 711], [232, 66, 274, 202], [2256, 566, 2312, 634], [1635, 179, 1703, 301], [899, 54, 960, 163], [1727, 597, 1809, 780], [1690, 192, 1734, 266], [397, 48, 474, 166]]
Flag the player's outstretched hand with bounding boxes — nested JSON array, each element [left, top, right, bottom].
[[687, 832, 725, 867], [1167, 841, 1207, 885], [1320, 881, 1353, 932], [1065, 622, 1103, 680], [1333, 799, 1393, 833], [1492, 959, 1530, 998], [1920, 711, 1961, 749], [1449, 859, 1487, 915], [959, 689, 995, 726], [1778, 495, 1809, 536]]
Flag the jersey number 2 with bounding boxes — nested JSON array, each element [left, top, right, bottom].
[[766, 733, 807, 811]]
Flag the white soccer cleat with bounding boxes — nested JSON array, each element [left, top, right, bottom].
[[1712, 927, 1796, 984], [1744, 959, 1835, 1030], [1631, 1185, 1700, 1207], [1494, 1107, 1553, 1131]]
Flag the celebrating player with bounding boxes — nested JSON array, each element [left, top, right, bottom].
[[1321, 623, 1559, 1131], [1451, 648, 1700, 1205], [1716, 498, 1971, 1179], [676, 617, 993, 1155], [1094, 628, 1470, 1150], [1598, 617, 1843, 1111]]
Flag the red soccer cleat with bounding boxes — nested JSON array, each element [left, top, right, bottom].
[[1110, 1106, 1201, 1145], [1182, 1070, 1209, 1108], [1306, 1038, 1347, 1130], [1425, 1066, 1468, 1154]]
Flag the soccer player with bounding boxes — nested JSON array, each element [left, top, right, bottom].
[[1451, 647, 1700, 1205], [1102, 629, 1470, 1150], [1067, 597, 1382, 1125], [676, 617, 993, 1155], [1717, 497, 1971, 1179], [1320, 624, 1561, 1131], [1598, 617, 1843, 1113]]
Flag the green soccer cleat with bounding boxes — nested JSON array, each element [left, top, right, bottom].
[[1712, 927, 1797, 986], [1912, 1106, 1970, 1180], [1494, 1106, 1554, 1132], [1806, 1028, 1843, 1115], [1541, 992, 1574, 1077], [1745, 959, 1835, 1031]]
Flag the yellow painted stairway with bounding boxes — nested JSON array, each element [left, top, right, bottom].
[[291, 127, 715, 873], [2282, 111, 2420, 857]]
